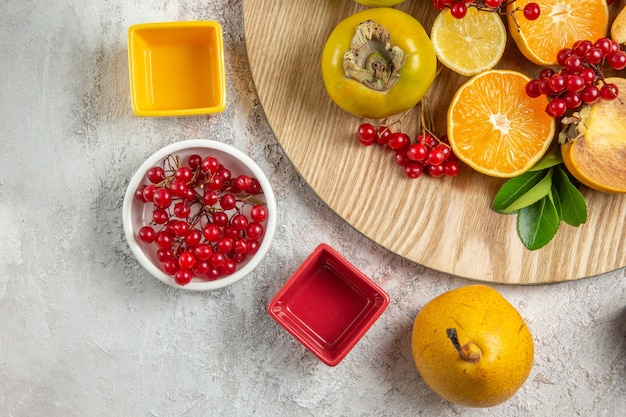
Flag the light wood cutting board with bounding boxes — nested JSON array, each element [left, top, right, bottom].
[[242, 0, 626, 284]]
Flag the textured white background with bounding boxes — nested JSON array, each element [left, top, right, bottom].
[[0, 1, 625, 416]]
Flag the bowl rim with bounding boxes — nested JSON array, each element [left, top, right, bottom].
[[122, 139, 277, 291], [127, 20, 226, 117]]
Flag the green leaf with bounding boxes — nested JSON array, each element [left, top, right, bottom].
[[550, 182, 562, 220], [497, 169, 554, 214], [517, 195, 561, 250], [554, 167, 588, 227], [529, 145, 563, 171], [493, 170, 547, 213]]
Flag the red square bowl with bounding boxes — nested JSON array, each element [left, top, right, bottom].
[[267, 244, 390, 366]]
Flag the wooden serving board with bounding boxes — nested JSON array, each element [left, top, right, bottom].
[[242, 0, 626, 284]]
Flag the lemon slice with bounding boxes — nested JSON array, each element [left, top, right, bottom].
[[431, 7, 507, 76]]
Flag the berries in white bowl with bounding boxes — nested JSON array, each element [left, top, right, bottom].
[[122, 139, 277, 291]]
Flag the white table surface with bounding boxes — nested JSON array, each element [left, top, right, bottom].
[[1, 1, 624, 416]]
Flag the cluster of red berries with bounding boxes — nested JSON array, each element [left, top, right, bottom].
[[431, 0, 540, 20], [526, 38, 626, 117], [134, 154, 268, 286], [357, 123, 459, 178]]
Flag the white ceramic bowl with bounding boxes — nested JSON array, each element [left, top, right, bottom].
[[122, 139, 277, 291]]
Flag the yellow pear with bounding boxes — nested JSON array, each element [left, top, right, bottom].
[[411, 285, 534, 408]]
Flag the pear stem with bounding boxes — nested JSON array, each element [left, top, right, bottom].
[[446, 328, 482, 363]]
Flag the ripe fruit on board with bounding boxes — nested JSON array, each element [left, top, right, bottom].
[[321, 8, 436, 119], [560, 77, 626, 193], [411, 285, 534, 408], [430, 7, 507, 76], [447, 70, 555, 178], [507, 0, 609, 65], [611, 4, 626, 45]]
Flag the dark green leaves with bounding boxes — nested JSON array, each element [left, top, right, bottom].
[[492, 149, 587, 250]]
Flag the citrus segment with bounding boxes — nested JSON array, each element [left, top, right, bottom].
[[431, 7, 507, 76], [447, 70, 556, 178], [507, 0, 609, 65]]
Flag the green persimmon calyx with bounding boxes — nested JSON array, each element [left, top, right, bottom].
[[343, 20, 404, 92]]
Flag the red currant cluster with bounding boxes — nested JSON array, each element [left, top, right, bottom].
[[134, 154, 268, 286], [431, 0, 540, 20], [357, 123, 459, 178], [526, 38, 625, 117]]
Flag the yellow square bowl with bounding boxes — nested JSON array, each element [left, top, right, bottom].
[[128, 21, 226, 117]]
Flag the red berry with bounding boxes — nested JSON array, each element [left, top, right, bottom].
[[394, 151, 409, 167], [188, 154, 203, 170], [563, 91, 582, 109], [152, 188, 173, 208], [357, 123, 377, 146], [548, 74, 566, 93], [594, 38, 613, 56], [250, 204, 268, 222], [185, 229, 202, 247], [546, 98, 567, 117], [580, 85, 600, 104], [376, 126, 392, 144], [526, 79, 542, 98], [450, 2, 467, 19], [566, 74, 585, 93], [178, 251, 196, 269], [406, 143, 429, 161], [556, 48, 572, 66], [388, 132, 410, 150], [221, 260, 237, 276], [523, 2, 540, 20], [484, 0, 502, 8], [246, 222, 264, 240], [152, 208, 169, 224], [155, 230, 174, 249], [405, 163, 423, 179], [202, 190, 219, 206], [564, 54, 584, 72], [201, 156, 220, 173], [607, 51, 626, 70], [443, 160, 459, 177], [428, 148, 446, 166], [236, 174, 253, 191], [146, 166, 165, 184], [173, 200, 191, 218], [194, 244, 213, 261], [203, 224, 222, 242], [427, 164, 445, 177], [600, 83, 619, 100], [220, 193, 237, 210], [580, 68, 596, 85], [174, 269, 193, 285], [231, 213, 250, 231], [175, 166, 193, 183], [584, 47, 604, 65], [138, 226, 156, 243]]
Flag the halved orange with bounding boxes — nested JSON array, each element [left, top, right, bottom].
[[447, 70, 556, 178], [507, 0, 609, 65]]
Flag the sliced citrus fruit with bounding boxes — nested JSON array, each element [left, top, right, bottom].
[[431, 7, 507, 76], [561, 77, 626, 193], [447, 70, 556, 178], [507, 0, 609, 65]]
